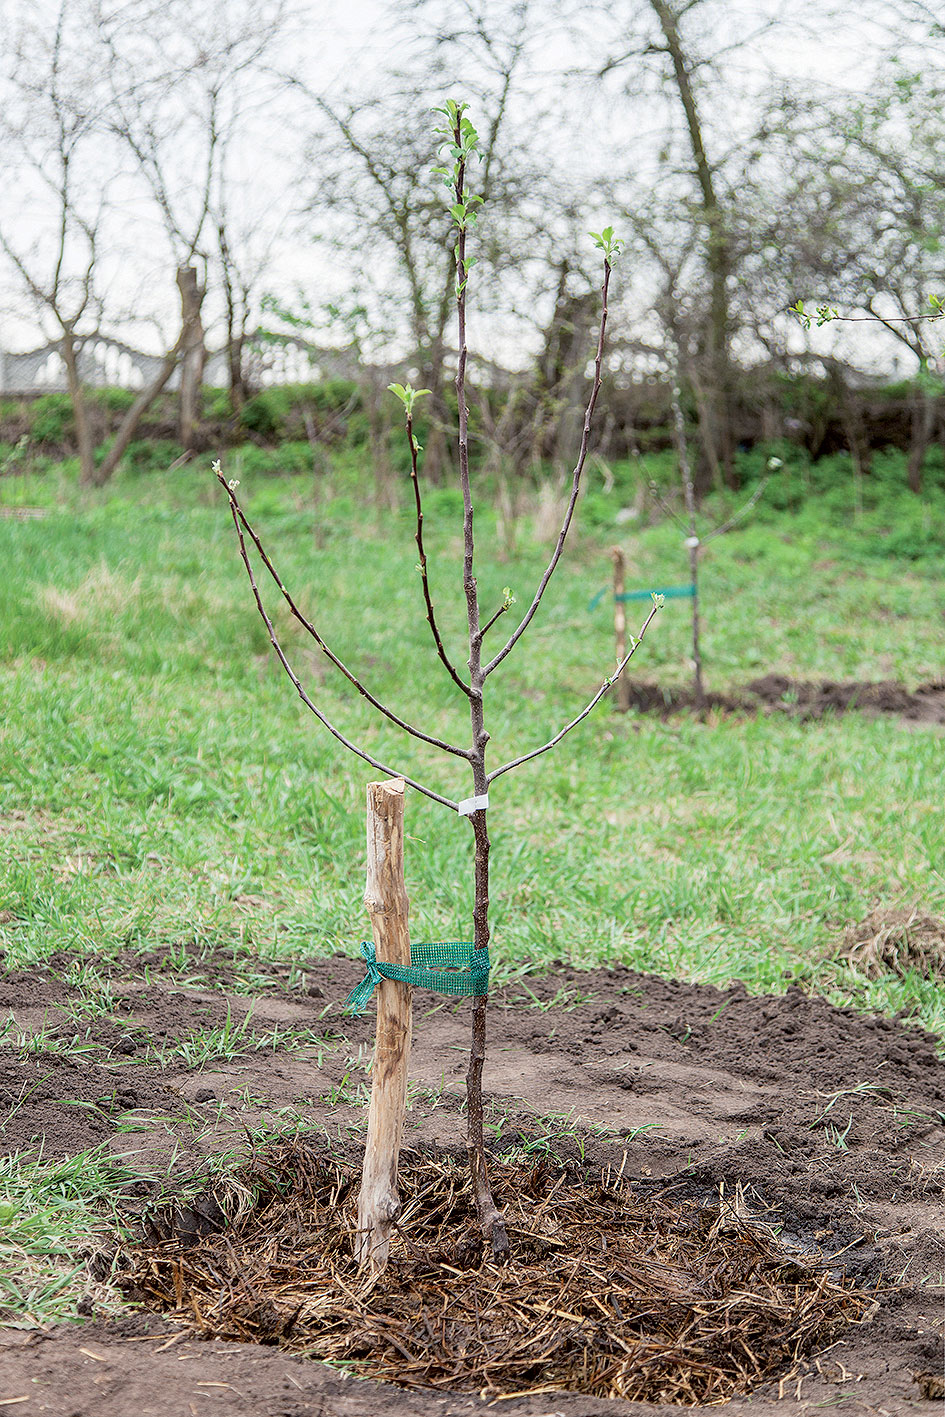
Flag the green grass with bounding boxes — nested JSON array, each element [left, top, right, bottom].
[[0, 447, 943, 1045], [0, 1149, 132, 1326], [154, 1007, 318, 1069], [0, 442, 943, 1320]]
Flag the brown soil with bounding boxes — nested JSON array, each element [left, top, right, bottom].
[[621, 675, 945, 722], [1, 952, 943, 1416]]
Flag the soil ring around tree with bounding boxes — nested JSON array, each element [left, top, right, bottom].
[[0, 950, 943, 1415], [617, 676, 945, 723]]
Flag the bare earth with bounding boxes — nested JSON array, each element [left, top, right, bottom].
[[0, 952, 943, 1415]]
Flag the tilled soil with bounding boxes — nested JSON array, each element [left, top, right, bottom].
[[621, 675, 945, 722], [0, 952, 943, 1415]]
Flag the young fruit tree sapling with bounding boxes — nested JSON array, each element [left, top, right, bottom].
[[641, 338, 768, 710], [214, 100, 661, 1266]]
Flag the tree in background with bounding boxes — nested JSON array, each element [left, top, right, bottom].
[[760, 63, 945, 492], [590, 0, 751, 485], [0, 1, 108, 485], [93, 0, 289, 449], [0, 0, 201, 485], [295, 0, 558, 483]]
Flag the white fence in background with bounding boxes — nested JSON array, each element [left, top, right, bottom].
[[0, 335, 354, 395]]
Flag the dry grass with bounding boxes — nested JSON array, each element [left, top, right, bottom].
[[840, 905, 945, 980], [121, 1141, 868, 1406], [40, 562, 141, 624]]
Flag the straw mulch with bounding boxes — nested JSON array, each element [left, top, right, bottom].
[[840, 905, 945, 980], [123, 1142, 868, 1406]]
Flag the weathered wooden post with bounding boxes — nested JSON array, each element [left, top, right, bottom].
[[611, 547, 631, 713], [356, 776, 412, 1271]]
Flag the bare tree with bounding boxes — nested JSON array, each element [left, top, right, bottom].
[[0, 0, 194, 486], [213, 170, 280, 414], [295, 0, 549, 482], [757, 65, 945, 491], [0, 1, 104, 482], [590, 0, 750, 483], [93, 0, 289, 449], [217, 105, 660, 1261]]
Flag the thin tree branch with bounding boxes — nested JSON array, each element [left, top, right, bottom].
[[646, 476, 690, 534], [702, 476, 769, 541], [488, 599, 662, 783], [454, 133, 483, 684], [478, 602, 509, 641], [219, 481, 458, 811], [483, 259, 613, 678], [217, 471, 471, 760], [49, 1, 70, 306], [792, 303, 945, 330], [404, 410, 472, 697]]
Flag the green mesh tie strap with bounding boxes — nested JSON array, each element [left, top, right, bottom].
[[343, 941, 490, 1015], [588, 584, 696, 611]]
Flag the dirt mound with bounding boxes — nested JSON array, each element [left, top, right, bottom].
[[746, 675, 945, 722], [619, 682, 741, 716], [839, 905, 945, 979], [619, 676, 945, 722]]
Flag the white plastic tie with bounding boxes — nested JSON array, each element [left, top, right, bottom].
[[457, 794, 489, 816], [684, 535, 700, 549]]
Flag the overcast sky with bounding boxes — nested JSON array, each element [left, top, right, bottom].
[[0, 0, 926, 372]]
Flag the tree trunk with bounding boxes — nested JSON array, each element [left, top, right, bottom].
[[908, 385, 934, 495], [356, 777, 412, 1272], [650, 0, 734, 484], [219, 224, 249, 412], [61, 329, 96, 487], [670, 372, 705, 710], [611, 546, 631, 713], [227, 331, 248, 413], [177, 265, 207, 451], [828, 360, 872, 513], [90, 339, 185, 487], [466, 808, 509, 1259], [687, 542, 704, 711], [451, 111, 507, 1262]]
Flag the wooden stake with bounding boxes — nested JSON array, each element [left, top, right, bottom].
[[356, 776, 412, 1271], [611, 546, 631, 713]]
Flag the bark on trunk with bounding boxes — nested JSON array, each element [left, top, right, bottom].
[[227, 332, 247, 413], [90, 340, 185, 487], [356, 777, 412, 1272], [908, 386, 934, 495], [61, 330, 96, 487], [466, 808, 509, 1259], [650, 0, 734, 485], [177, 265, 207, 452]]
